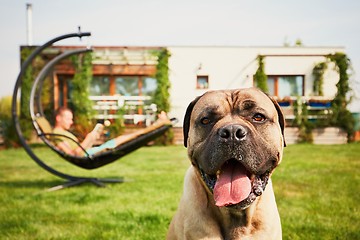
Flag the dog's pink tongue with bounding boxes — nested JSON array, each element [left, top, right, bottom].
[[214, 161, 251, 207]]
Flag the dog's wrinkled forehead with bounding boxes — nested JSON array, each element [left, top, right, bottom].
[[192, 89, 277, 117]]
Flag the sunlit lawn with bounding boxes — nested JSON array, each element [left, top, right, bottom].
[[0, 143, 359, 239]]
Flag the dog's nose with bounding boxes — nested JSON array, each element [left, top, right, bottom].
[[218, 124, 247, 141]]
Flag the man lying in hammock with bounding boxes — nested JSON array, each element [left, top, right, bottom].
[[53, 107, 170, 156]]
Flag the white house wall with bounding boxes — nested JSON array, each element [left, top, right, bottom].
[[167, 46, 344, 126]]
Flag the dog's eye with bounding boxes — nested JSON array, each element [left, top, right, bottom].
[[252, 113, 266, 122], [200, 117, 211, 125]]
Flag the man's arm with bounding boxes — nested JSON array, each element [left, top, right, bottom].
[[56, 131, 99, 156]]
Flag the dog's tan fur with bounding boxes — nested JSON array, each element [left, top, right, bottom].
[[167, 88, 285, 240]]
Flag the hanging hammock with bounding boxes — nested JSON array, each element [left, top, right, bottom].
[[12, 30, 177, 189], [34, 115, 177, 170]]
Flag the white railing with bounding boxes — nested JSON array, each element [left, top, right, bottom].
[[276, 96, 333, 121], [89, 95, 157, 126]]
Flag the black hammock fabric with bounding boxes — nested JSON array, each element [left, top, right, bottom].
[[37, 118, 177, 170]]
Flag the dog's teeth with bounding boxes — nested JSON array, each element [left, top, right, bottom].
[[254, 187, 263, 196], [248, 193, 257, 202]]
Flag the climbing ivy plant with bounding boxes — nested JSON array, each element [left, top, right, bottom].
[[70, 52, 95, 137], [154, 48, 171, 113], [19, 47, 46, 141], [310, 52, 354, 141], [153, 48, 173, 145], [327, 52, 355, 140], [254, 55, 269, 93], [312, 62, 327, 96], [20, 48, 34, 121]]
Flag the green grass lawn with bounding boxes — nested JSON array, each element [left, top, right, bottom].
[[0, 143, 359, 239]]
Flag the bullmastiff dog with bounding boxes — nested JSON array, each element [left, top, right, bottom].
[[167, 87, 286, 240]]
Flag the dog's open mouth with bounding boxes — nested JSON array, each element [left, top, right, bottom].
[[199, 158, 270, 210]]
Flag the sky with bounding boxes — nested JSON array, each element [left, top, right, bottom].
[[1, 0, 360, 110]]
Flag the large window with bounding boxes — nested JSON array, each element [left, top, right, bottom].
[[267, 75, 304, 98], [115, 76, 139, 96], [90, 76, 110, 96], [141, 77, 157, 96], [59, 74, 156, 100], [115, 76, 157, 96]]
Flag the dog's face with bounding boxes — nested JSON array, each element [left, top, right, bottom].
[[183, 88, 285, 210]]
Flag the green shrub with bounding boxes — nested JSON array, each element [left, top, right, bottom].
[[293, 97, 313, 143], [0, 96, 20, 147], [254, 55, 269, 93]]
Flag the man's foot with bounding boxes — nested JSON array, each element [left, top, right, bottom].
[[156, 111, 171, 125]]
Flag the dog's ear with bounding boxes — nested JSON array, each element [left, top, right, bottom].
[[269, 96, 287, 147], [183, 96, 201, 148]]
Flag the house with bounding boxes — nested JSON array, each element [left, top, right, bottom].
[[167, 46, 342, 125], [24, 45, 348, 144], [166, 46, 347, 144]]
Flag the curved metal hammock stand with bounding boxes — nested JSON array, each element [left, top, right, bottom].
[[12, 31, 176, 191]]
